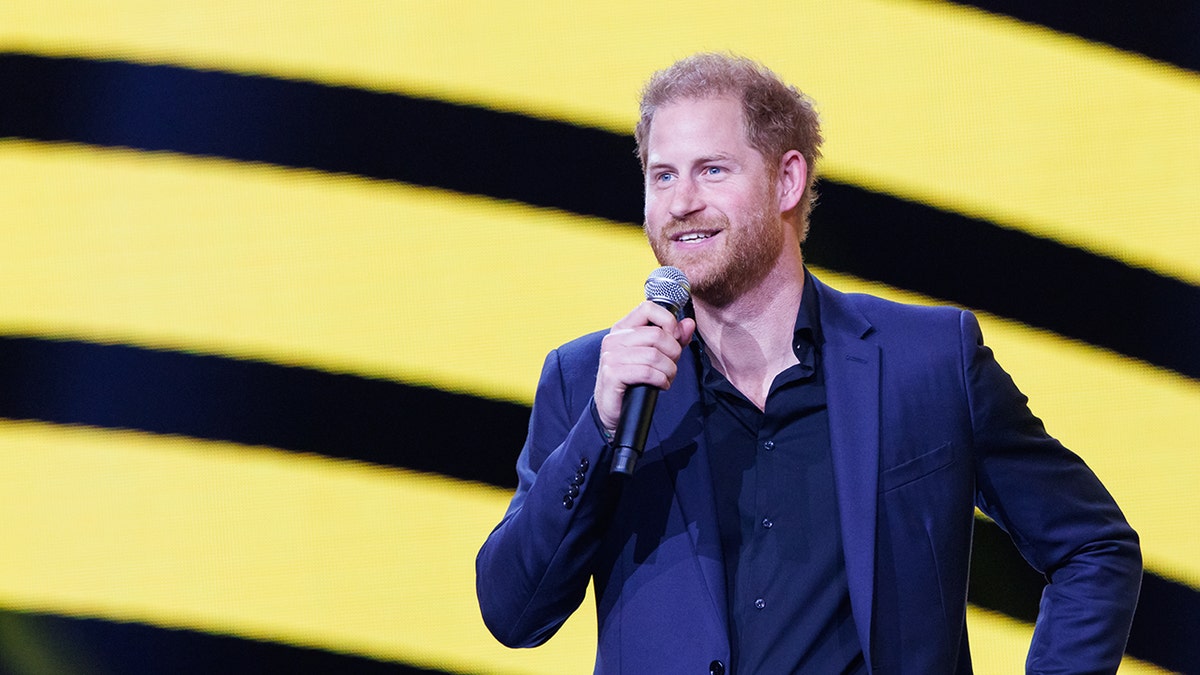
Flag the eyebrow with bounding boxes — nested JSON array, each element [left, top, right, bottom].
[[646, 152, 738, 172]]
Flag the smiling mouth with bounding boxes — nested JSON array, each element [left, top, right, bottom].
[[674, 231, 718, 243]]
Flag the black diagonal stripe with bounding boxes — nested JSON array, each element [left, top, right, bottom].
[[1127, 570, 1200, 674], [0, 335, 529, 488], [3, 334, 1198, 672], [3, 52, 1197, 382], [0, 51, 644, 228], [803, 184, 1200, 380], [0, 609, 455, 675], [949, 0, 1200, 74], [2, 53, 1200, 384]]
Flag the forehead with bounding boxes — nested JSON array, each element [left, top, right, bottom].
[[645, 97, 751, 160]]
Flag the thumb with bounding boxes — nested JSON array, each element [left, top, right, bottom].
[[677, 317, 697, 348]]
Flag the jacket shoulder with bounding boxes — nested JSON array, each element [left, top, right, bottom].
[[529, 329, 607, 416], [818, 278, 967, 338], [549, 329, 607, 378]]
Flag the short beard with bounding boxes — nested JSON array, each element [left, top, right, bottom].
[[646, 198, 783, 308]]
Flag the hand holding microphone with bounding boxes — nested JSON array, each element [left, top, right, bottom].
[[596, 267, 693, 475]]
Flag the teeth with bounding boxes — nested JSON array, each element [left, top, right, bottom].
[[679, 233, 711, 242]]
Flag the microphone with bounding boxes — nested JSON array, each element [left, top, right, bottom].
[[610, 266, 692, 475]]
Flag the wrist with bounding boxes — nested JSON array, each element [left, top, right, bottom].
[[589, 398, 616, 444]]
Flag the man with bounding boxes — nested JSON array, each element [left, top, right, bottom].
[[476, 53, 1141, 674]]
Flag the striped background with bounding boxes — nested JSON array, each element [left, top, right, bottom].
[[1, 1, 1197, 673]]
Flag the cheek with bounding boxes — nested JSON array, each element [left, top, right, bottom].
[[643, 194, 669, 225], [725, 192, 759, 214]]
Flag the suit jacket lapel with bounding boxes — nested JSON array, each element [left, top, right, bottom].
[[813, 276, 881, 667], [641, 343, 729, 631]]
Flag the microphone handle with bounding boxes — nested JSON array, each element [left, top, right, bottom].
[[609, 384, 660, 475]]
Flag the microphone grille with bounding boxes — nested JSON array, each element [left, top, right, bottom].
[[644, 266, 691, 316]]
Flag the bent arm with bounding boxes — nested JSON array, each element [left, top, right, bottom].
[[962, 311, 1142, 673], [475, 346, 622, 648]]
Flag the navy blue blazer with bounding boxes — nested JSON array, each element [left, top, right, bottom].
[[477, 274, 1141, 674]]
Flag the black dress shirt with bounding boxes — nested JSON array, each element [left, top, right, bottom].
[[696, 275, 866, 674]]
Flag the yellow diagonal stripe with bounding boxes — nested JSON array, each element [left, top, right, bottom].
[[0, 138, 659, 405], [0, 419, 594, 675], [0, 420, 1170, 674], [3, 0, 1198, 285], [1, 139, 1196, 594]]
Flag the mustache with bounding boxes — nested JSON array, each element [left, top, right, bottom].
[[648, 213, 730, 237]]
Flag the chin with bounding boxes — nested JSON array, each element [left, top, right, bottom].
[[661, 260, 707, 288]]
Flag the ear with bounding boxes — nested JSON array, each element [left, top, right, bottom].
[[776, 150, 807, 214]]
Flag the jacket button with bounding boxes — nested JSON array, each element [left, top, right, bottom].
[[708, 660, 725, 675], [562, 494, 574, 509]]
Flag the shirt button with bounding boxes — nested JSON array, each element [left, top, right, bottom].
[[763, 440, 775, 451], [754, 598, 766, 610], [762, 518, 773, 529]]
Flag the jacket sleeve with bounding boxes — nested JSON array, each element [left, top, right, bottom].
[[963, 310, 1142, 674], [475, 344, 623, 648]]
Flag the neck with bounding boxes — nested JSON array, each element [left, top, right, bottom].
[[693, 254, 806, 409]]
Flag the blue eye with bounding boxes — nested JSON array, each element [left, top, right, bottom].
[[656, 172, 675, 183], [704, 166, 723, 176]]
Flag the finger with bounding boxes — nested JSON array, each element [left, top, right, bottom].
[[601, 342, 681, 371], [601, 324, 684, 361], [600, 361, 676, 390], [611, 300, 681, 332], [596, 341, 682, 397], [594, 357, 677, 431]]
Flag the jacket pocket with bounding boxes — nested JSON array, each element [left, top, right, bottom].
[[880, 442, 956, 493]]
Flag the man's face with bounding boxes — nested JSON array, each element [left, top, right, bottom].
[[642, 97, 784, 306]]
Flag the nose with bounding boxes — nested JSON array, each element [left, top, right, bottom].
[[668, 177, 703, 220]]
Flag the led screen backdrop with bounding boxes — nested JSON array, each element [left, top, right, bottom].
[[1, 2, 1197, 673]]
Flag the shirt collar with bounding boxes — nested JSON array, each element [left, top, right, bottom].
[[793, 267, 822, 356]]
